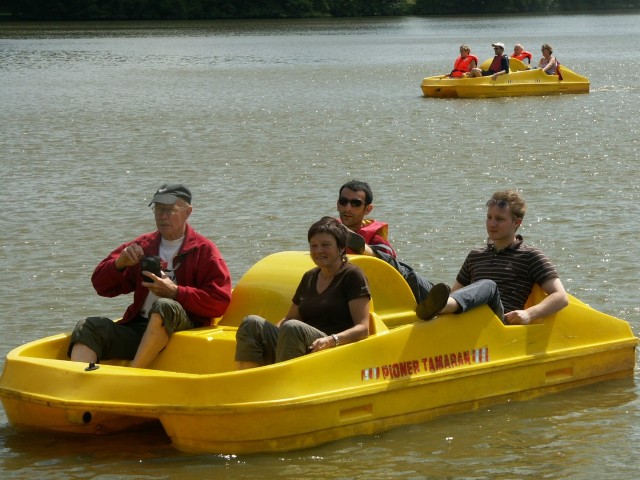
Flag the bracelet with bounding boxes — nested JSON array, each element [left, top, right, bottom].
[[331, 334, 340, 347]]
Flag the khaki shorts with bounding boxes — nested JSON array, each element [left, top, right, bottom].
[[235, 315, 326, 365], [68, 298, 193, 362]]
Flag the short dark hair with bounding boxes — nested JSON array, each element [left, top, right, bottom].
[[307, 216, 348, 256], [339, 180, 373, 205]]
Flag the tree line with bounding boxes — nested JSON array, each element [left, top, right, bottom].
[[4, 0, 640, 20]]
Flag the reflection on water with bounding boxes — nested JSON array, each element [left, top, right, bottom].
[[1, 13, 640, 479], [0, 379, 637, 478]]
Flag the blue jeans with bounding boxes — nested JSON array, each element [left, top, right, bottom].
[[450, 279, 506, 323], [372, 249, 435, 303]]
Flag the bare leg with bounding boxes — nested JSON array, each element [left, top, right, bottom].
[[236, 361, 261, 370], [129, 314, 169, 369], [70, 343, 98, 363], [440, 297, 461, 315]]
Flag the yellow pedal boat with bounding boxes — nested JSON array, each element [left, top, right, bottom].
[[0, 251, 636, 454], [421, 58, 590, 98]]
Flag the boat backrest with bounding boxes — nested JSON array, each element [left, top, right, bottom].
[[350, 254, 416, 328], [524, 284, 547, 308], [217, 251, 416, 330], [508, 57, 527, 72], [479, 56, 526, 73]]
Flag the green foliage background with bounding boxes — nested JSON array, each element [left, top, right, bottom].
[[3, 0, 640, 20]]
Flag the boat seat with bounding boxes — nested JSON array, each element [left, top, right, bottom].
[[217, 251, 416, 330]]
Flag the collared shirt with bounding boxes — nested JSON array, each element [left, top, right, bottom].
[[456, 235, 559, 312]]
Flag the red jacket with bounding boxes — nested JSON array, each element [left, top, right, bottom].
[[91, 224, 232, 327]]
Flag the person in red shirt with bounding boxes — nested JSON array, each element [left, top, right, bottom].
[[68, 184, 232, 368]]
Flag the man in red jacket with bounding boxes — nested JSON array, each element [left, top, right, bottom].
[[69, 183, 232, 368]]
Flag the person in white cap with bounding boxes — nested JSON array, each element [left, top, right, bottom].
[[68, 183, 232, 369], [468, 42, 509, 79]]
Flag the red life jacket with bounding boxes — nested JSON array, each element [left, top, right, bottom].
[[489, 55, 503, 73], [450, 54, 478, 77], [556, 60, 563, 80], [511, 51, 532, 63], [340, 218, 396, 256], [357, 219, 388, 244]]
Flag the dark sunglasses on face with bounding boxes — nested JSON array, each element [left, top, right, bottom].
[[486, 199, 509, 209], [338, 197, 365, 208]]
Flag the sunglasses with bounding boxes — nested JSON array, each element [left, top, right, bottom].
[[338, 197, 365, 208], [486, 199, 509, 209]]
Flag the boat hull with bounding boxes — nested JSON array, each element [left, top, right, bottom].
[[0, 252, 636, 454], [421, 65, 589, 98]]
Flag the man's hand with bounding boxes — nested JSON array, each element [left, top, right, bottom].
[[115, 243, 144, 270], [504, 309, 533, 325], [142, 274, 178, 299]]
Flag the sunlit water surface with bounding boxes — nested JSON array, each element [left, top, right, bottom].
[[1, 13, 639, 479]]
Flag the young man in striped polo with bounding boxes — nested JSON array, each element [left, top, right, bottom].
[[416, 189, 568, 325]]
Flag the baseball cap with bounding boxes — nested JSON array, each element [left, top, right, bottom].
[[148, 183, 192, 206]]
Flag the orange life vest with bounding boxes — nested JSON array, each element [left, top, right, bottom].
[[450, 54, 478, 77], [511, 51, 532, 63]]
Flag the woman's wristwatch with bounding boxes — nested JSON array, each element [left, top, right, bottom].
[[331, 334, 340, 347]]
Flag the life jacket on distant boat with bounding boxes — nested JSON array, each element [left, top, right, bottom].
[[556, 60, 563, 80], [489, 55, 505, 73], [511, 51, 532, 63], [450, 54, 478, 77]]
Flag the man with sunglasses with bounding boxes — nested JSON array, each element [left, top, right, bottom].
[[468, 42, 509, 79], [68, 183, 232, 368], [416, 189, 568, 325], [337, 180, 434, 303]]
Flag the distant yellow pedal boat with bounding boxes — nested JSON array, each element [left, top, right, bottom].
[[421, 58, 590, 98], [0, 251, 635, 454]]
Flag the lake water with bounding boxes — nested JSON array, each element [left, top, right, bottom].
[[1, 13, 639, 479]]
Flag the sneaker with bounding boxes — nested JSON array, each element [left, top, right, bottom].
[[346, 231, 366, 254], [416, 283, 451, 321]]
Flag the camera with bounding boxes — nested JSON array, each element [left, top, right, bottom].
[[141, 255, 162, 283]]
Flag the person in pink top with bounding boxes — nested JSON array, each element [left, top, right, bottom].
[[538, 43, 558, 75]]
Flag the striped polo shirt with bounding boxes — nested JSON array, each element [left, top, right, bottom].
[[456, 235, 559, 313]]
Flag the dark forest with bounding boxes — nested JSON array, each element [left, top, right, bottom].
[[4, 0, 640, 20]]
